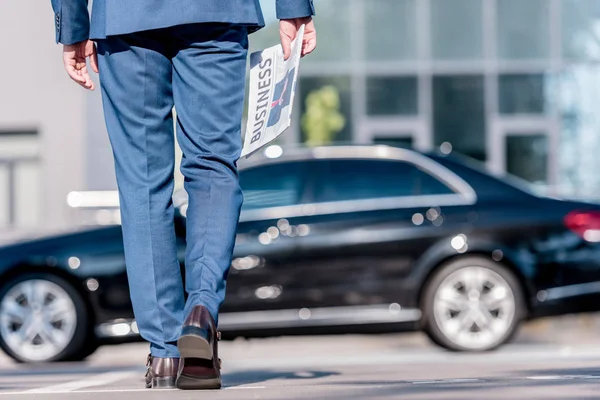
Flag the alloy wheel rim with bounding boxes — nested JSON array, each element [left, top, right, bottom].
[[0, 279, 77, 361], [433, 266, 516, 350]]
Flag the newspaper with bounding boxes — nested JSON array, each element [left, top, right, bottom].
[[241, 25, 305, 158]]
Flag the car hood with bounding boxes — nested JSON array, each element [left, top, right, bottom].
[[0, 225, 113, 246], [0, 224, 123, 266]]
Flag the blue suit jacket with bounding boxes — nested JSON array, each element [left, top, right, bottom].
[[51, 0, 315, 44]]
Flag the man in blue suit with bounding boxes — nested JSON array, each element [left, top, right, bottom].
[[50, 0, 316, 390]]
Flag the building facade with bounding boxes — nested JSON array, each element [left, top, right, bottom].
[[252, 0, 600, 199], [0, 1, 116, 234], [2, 0, 600, 233]]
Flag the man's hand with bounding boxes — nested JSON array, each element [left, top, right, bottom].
[[280, 17, 317, 60], [62, 40, 98, 90]]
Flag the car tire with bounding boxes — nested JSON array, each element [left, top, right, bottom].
[[0, 273, 91, 363], [421, 257, 525, 352]]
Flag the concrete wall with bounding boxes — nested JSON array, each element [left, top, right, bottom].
[[0, 1, 107, 231], [85, 73, 116, 191]]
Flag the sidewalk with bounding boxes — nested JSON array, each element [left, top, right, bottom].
[[519, 312, 600, 345]]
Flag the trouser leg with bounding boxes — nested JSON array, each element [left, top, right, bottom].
[[97, 32, 184, 357], [170, 23, 249, 324]]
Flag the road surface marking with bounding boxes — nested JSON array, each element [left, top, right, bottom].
[[0, 385, 268, 396], [226, 386, 267, 389], [22, 371, 137, 394], [526, 376, 565, 380], [411, 379, 481, 385], [527, 375, 600, 380], [0, 389, 170, 395]]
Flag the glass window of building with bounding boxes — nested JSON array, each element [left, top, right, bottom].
[[372, 136, 414, 148], [499, 74, 547, 115], [496, 0, 550, 60], [433, 75, 486, 161], [15, 161, 41, 226], [431, 0, 483, 60], [300, 76, 352, 144], [311, 159, 454, 204], [240, 162, 307, 210], [562, 0, 600, 61], [505, 134, 548, 184], [0, 131, 40, 228], [557, 66, 600, 197], [366, 76, 418, 116], [303, 0, 352, 63], [365, 0, 418, 61]]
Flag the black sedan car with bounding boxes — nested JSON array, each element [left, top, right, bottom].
[[2, 145, 600, 363]]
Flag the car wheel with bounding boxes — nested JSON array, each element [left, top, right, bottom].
[[0, 273, 90, 363], [422, 257, 525, 352]]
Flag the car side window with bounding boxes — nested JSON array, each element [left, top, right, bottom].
[[311, 159, 455, 203], [418, 170, 458, 195], [239, 162, 306, 210]]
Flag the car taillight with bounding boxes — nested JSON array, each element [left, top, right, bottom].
[[564, 210, 600, 242]]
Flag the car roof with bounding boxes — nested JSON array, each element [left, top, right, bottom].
[[176, 144, 437, 209], [175, 144, 477, 209], [239, 144, 431, 169]]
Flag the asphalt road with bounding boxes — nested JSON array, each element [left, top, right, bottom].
[[2, 315, 600, 399]]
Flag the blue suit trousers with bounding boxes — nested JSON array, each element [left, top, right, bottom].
[[97, 23, 247, 358]]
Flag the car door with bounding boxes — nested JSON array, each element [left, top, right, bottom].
[[220, 160, 317, 328], [281, 156, 475, 318]]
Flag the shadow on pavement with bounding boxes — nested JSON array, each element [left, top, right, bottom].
[[223, 369, 340, 387], [309, 367, 600, 399], [312, 382, 600, 400]]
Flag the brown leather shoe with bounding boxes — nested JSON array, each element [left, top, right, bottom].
[[145, 354, 179, 389], [176, 305, 222, 390]]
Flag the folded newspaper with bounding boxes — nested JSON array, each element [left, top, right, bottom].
[[241, 25, 305, 158]]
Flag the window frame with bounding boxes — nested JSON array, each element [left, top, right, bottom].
[[238, 147, 477, 223], [306, 158, 457, 204], [498, 73, 548, 116], [488, 117, 556, 183], [504, 133, 549, 185], [239, 161, 312, 212]]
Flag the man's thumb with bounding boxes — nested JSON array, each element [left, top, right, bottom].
[[90, 47, 99, 73], [280, 34, 292, 60]]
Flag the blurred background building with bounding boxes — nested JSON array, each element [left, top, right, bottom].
[[2, 0, 600, 233], [251, 0, 600, 198], [0, 1, 114, 236]]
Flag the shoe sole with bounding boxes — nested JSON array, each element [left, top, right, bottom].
[[146, 377, 176, 389], [176, 333, 220, 390], [177, 333, 213, 360], [176, 373, 221, 390]]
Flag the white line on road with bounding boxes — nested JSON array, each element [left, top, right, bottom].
[[410, 379, 481, 385], [526, 375, 569, 380], [1, 389, 169, 396], [526, 375, 600, 380], [226, 386, 268, 389], [0, 385, 268, 396], [21, 371, 137, 394]]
